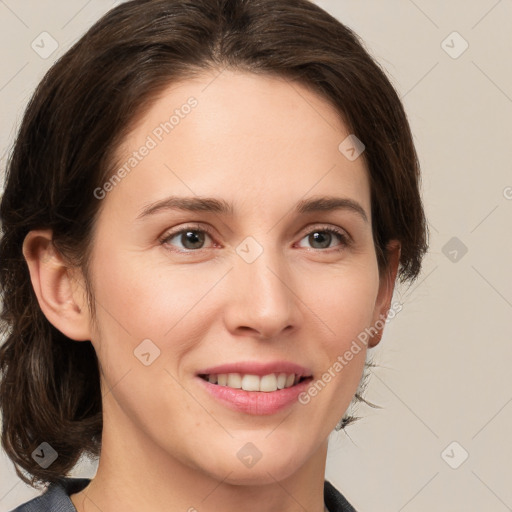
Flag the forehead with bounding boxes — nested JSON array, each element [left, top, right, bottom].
[[103, 69, 371, 221]]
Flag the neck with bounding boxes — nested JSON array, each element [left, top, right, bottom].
[[71, 397, 329, 512]]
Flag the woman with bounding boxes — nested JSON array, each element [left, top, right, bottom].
[[0, 0, 428, 511]]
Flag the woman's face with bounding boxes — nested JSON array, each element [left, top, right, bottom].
[[80, 69, 394, 484]]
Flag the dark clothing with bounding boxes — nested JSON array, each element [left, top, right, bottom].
[[11, 477, 356, 511]]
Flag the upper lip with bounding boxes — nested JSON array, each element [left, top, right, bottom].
[[196, 361, 313, 378]]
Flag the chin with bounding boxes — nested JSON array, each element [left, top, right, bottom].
[[200, 440, 311, 486], [219, 462, 303, 487]]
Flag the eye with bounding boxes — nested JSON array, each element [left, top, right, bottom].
[[297, 226, 350, 251], [160, 224, 351, 253], [160, 224, 215, 252]]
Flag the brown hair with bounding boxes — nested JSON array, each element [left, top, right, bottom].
[[0, 0, 428, 487]]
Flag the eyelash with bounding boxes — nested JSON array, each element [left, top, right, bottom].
[[159, 223, 351, 253]]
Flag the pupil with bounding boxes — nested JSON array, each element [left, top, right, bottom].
[[310, 231, 330, 249], [182, 230, 204, 249]]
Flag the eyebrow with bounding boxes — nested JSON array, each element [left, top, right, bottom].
[[136, 195, 368, 223]]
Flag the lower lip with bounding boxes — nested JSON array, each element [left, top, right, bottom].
[[196, 376, 313, 415]]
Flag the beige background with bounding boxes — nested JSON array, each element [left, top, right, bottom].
[[1, 1, 511, 511]]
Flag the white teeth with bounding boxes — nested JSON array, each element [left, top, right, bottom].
[[242, 374, 261, 391], [260, 374, 278, 392], [202, 372, 304, 392], [276, 373, 287, 389], [227, 373, 242, 388]]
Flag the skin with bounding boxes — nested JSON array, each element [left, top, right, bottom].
[[23, 69, 400, 512]]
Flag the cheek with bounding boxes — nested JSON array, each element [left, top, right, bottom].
[[91, 247, 381, 353], [87, 255, 203, 425], [92, 250, 203, 326], [90, 235, 380, 372], [302, 261, 380, 343], [304, 270, 378, 403], [303, 264, 380, 402], [89, 251, 229, 369]]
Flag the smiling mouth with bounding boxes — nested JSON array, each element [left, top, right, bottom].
[[198, 373, 313, 392]]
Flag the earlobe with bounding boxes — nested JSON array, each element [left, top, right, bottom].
[[368, 240, 401, 348], [22, 229, 91, 341]]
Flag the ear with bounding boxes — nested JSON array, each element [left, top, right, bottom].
[[22, 229, 92, 341], [367, 240, 401, 348]]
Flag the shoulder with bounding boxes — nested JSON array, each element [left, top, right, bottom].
[[324, 479, 358, 512], [9, 477, 91, 512]]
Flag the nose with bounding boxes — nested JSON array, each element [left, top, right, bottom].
[[222, 245, 302, 340]]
